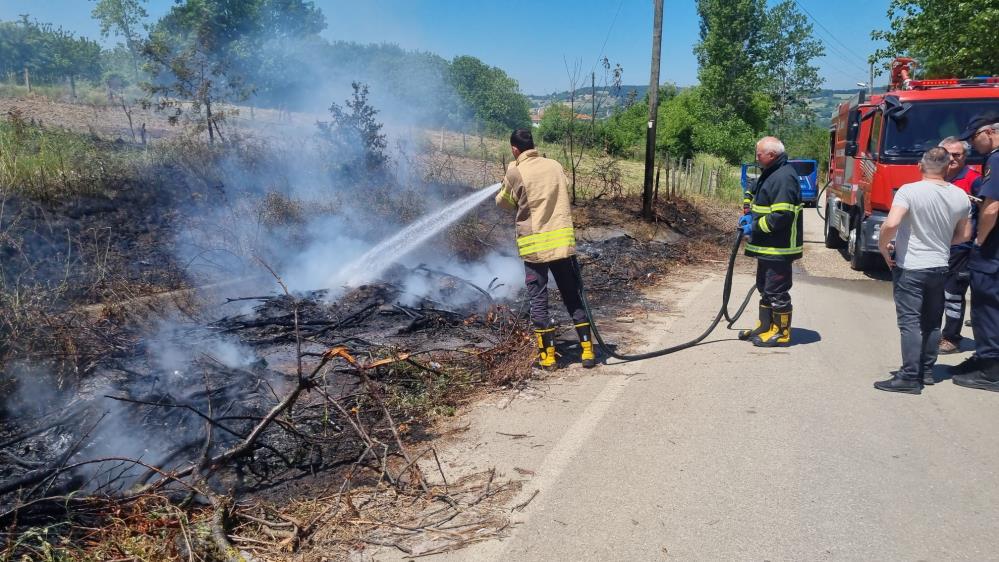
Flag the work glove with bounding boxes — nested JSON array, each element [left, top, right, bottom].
[[738, 214, 752, 236]]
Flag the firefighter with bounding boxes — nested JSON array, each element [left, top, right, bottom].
[[495, 129, 594, 369], [952, 112, 999, 392], [738, 136, 804, 347], [937, 136, 982, 354]]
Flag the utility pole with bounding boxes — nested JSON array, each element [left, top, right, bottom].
[[642, 0, 664, 220], [868, 62, 874, 95], [591, 71, 596, 133]]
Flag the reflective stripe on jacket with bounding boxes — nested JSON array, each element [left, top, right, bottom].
[[745, 155, 803, 261], [495, 149, 576, 263]]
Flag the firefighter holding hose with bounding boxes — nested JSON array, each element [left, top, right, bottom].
[[738, 136, 804, 347], [496, 128, 595, 369]]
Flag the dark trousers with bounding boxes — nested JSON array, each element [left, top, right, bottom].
[[942, 246, 971, 343], [893, 267, 947, 380], [970, 268, 999, 360], [525, 258, 588, 329], [755, 259, 793, 310]]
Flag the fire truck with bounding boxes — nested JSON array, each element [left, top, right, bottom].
[[823, 58, 999, 270]]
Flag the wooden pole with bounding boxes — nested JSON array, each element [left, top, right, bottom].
[[641, 0, 664, 220]]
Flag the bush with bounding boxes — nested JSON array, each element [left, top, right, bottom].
[[0, 110, 140, 199]]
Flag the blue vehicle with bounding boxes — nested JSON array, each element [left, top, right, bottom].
[[740, 159, 819, 207]]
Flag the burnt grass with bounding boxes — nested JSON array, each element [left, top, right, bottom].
[[0, 173, 735, 558]]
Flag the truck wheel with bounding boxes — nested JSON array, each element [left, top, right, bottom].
[[849, 220, 876, 271], [824, 203, 845, 249]]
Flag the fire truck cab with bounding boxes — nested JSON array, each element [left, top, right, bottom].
[[824, 58, 999, 270]]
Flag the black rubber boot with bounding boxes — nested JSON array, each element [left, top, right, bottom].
[[873, 375, 923, 395], [752, 307, 791, 347], [952, 359, 999, 393], [738, 302, 772, 341]]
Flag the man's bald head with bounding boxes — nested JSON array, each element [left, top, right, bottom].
[[756, 136, 785, 168]]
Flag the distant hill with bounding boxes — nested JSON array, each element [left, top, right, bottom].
[[527, 84, 888, 125], [525, 84, 658, 118]]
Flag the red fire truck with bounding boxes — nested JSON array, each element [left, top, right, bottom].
[[824, 58, 999, 270]]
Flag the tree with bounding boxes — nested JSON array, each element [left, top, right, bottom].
[[143, 0, 326, 142], [317, 82, 388, 175], [0, 17, 101, 92], [448, 56, 531, 135], [657, 87, 755, 164], [756, 0, 825, 134], [694, 0, 769, 132], [50, 29, 102, 98], [91, 0, 148, 82], [782, 123, 829, 174], [871, 0, 999, 78]]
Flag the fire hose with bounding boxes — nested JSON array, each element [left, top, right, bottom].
[[572, 229, 756, 362], [815, 179, 831, 221]]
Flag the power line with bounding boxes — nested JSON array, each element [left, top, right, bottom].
[[819, 54, 867, 82], [792, 0, 871, 69], [810, 30, 870, 76], [591, 0, 625, 76]]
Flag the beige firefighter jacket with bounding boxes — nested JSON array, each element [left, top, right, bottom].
[[495, 149, 576, 263]]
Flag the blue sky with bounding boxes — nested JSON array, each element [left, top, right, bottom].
[[0, 0, 888, 92]]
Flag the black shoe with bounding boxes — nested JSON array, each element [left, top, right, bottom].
[[952, 360, 999, 393], [874, 376, 922, 395], [895, 369, 935, 386], [948, 355, 983, 376]]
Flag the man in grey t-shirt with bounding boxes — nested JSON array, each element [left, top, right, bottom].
[[875, 147, 972, 394]]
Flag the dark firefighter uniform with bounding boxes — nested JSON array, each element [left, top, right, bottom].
[[941, 165, 981, 349], [739, 153, 804, 346], [954, 142, 999, 390], [495, 148, 595, 369]]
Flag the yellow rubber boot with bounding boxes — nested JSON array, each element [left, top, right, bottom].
[[535, 328, 557, 369], [575, 322, 596, 368], [752, 308, 792, 347], [738, 303, 772, 341]]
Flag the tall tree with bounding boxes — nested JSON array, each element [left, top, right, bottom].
[[871, 0, 999, 78], [694, 0, 768, 132], [143, 0, 326, 141], [756, 0, 824, 134], [0, 17, 101, 89], [50, 28, 102, 97], [91, 0, 148, 82], [448, 55, 531, 135]]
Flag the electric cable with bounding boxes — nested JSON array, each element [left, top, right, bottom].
[[573, 229, 757, 362], [792, 0, 872, 69]]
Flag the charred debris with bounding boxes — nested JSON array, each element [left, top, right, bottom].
[[0, 206, 716, 559]]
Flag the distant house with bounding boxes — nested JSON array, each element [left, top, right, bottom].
[[530, 107, 544, 128], [529, 107, 593, 127]]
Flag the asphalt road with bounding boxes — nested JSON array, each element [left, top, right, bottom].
[[394, 207, 999, 561]]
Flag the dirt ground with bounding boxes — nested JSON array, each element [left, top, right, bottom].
[[0, 95, 325, 143], [0, 92, 748, 560]]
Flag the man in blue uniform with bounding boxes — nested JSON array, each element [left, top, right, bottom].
[[952, 112, 999, 392]]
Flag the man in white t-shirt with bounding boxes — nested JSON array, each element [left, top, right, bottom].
[[874, 147, 972, 394]]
